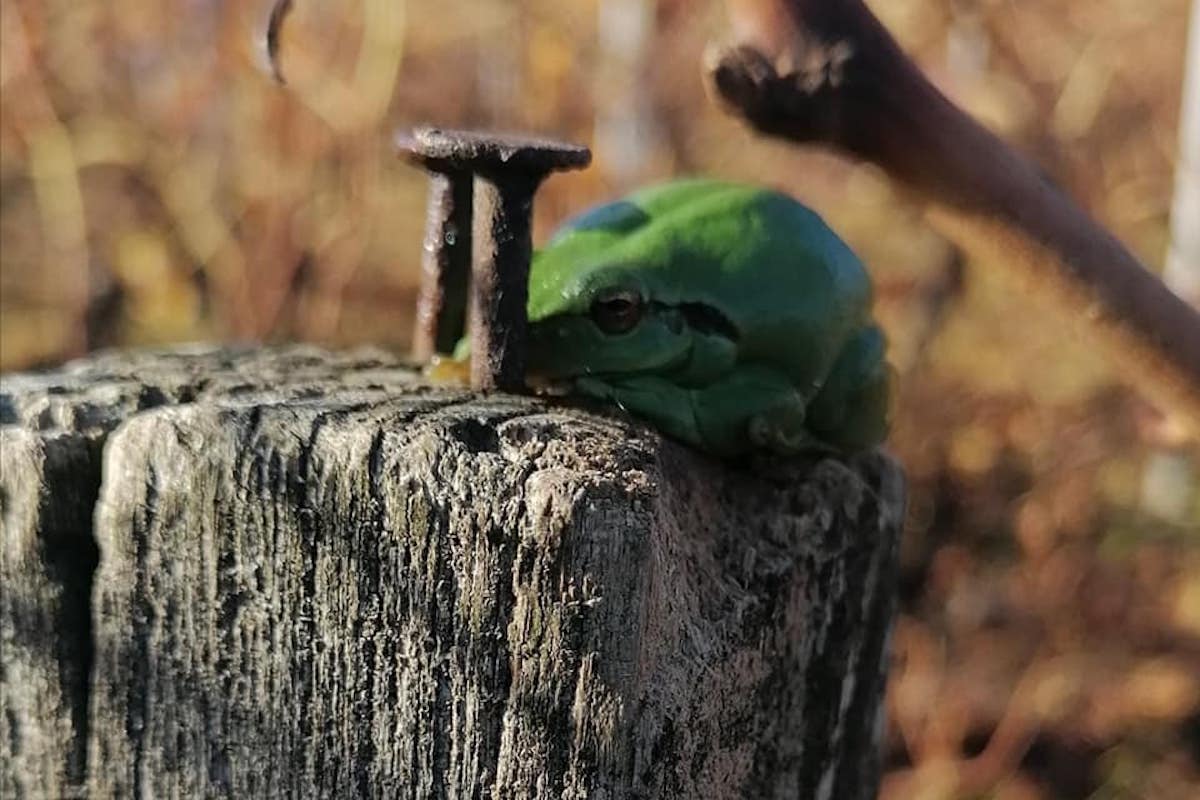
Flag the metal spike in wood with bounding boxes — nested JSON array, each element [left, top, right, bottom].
[[396, 127, 591, 391], [396, 134, 474, 362]]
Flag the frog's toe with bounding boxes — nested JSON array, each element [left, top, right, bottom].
[[747, 416, 774, 447], [748, 409, 818, 455]]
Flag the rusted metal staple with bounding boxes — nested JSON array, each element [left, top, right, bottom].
[[396, 128, 591, 391]]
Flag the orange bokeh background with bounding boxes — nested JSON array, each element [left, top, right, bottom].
[[2, 1, 1197, 796]]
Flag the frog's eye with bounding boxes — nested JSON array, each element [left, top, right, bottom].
[[590, 288, 643, 335]]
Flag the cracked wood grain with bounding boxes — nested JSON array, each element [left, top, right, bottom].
[[2, 345, 903, 798]]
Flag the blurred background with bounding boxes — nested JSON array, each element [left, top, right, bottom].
[[2, 0, 1198, 796]]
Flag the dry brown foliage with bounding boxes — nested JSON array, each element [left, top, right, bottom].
[[1, 1, 1197, 796]]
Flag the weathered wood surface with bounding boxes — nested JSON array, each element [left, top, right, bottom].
[[1, 345, 904, 799]]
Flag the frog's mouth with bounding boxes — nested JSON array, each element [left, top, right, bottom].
[[524, 343, 692, 391]]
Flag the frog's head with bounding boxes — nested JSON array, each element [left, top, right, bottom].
[[524, 177, 873, 394], [525, 178, 748, 388], [526, 194, 698, 382]]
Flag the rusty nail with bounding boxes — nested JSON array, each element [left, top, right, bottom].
[[397, 132, 475, 361], [396, 127, 590, 391]]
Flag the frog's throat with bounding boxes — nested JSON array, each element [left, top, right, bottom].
[[576, 345, 692, 383], [525, 341, 688, 387]]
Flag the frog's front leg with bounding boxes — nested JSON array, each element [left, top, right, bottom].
[[690, 365, 818, 456], [581, 368, 817, 457]]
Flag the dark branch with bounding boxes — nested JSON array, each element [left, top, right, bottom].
[[711, 0, 1200, 434]]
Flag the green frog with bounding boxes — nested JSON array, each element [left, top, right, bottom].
[[523, 178, 891, 457], [437, 178, 889, 455]]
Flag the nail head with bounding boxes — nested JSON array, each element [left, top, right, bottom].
[[395, 127, 592, 176]]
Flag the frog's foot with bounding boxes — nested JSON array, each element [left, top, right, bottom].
[[747, 405, 821, 455], [690, 366, 819, 456], [422, 354, 471, 386], [807, 325, 892, 451]]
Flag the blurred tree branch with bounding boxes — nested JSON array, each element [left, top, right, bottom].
[[262, 0, 405, 131], [265, 0, 293, 84], [711, 0, 1200, 437]]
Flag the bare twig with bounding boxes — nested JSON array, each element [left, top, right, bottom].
[[1165, 0, 1200, 302], [264, 0, 293, 84], [711, 0, 1200, 434]]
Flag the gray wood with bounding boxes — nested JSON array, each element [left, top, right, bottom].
[[1, 345, 904, 799], [1, 427, 99, 799]]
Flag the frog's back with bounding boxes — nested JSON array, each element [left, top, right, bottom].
[[548, 178, 869, 301]]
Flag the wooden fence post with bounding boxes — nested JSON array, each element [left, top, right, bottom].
[[1, 345, 904, 799]]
